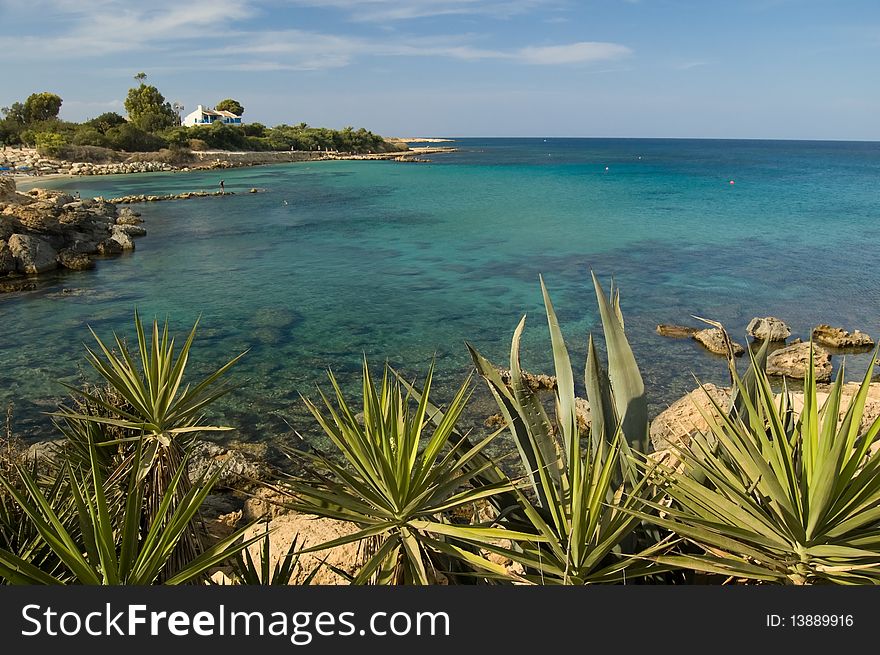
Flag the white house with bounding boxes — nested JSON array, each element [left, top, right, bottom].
[[182, 105, 242, 127]]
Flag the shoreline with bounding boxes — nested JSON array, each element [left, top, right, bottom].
[[4, 145, 458, 185]]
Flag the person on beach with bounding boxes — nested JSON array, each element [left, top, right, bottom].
[[219, 180, 225, 194]]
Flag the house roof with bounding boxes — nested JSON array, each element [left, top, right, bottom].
[[199, 108, 240, 118]]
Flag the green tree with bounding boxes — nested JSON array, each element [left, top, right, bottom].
[[1, 102, 26, 125], [134, 72, 147, 82], [23, 92, 62, 123], [215, 98, 244, 116], [85, 112, 127, 134], [124, 84, 175, 132]]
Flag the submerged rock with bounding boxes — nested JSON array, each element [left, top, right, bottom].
[[693, 328, 745, 356], [656, 324, 698, 338], [811, 324, 874, 349], [747, 316, 791, 342], [766, 341, 832, 382]]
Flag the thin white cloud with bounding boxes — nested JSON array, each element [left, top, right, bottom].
[[279, 0, 559, 22], [675, 60, 710, 70], [518, 42, 632, 65]]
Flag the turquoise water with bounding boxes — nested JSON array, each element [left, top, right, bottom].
[[5, 138, 880, 453]]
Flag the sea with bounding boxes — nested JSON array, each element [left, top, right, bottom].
[[4, 138, 880, 455]]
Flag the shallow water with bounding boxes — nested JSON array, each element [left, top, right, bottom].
[[5, 138, 880, 453]]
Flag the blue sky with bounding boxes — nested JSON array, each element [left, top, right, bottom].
[[1, 0, 878, 139]]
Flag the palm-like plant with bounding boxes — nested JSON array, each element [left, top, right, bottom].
[[53, 311, 245, 578], [635, 345, 880, 584], [231, 528, 319, 585], [276, 360, 538, 585], [0, 440, 260, 585], [467, 273, 669, 583]]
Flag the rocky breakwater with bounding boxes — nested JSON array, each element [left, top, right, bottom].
[[68, 161, 177, 176], [0, 178, 145, 291], [0, 147, 177, 176]]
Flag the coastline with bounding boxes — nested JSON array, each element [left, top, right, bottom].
[[4, 145, 458, 185]]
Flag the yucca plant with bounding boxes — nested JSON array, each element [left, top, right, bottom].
[[634, 344, 880, 584], [276, 360, 539, 585], [467, 273, 670, 583], [231, 528, 319, 585], [0, 439, 261, 585], [53, 311, 245, 578]]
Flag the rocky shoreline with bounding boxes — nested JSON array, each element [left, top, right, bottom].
[[656, 315, 875, 382], [0, 177, 145, 290], [1, 145, 457, 179]]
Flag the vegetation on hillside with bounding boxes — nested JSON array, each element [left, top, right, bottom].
[[0, 76, 404, 157]]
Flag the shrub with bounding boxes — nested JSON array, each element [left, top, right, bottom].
[[34, 131, 67, 157]]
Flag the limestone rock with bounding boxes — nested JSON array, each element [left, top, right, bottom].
[[186, 440, 271, 489], [115, 223, 147, 237], [766, 341, 832, 382], [8, 233, 58, 273], [241, 513, 367, 585], [747, 316, 791, 342], [0, 239, 15, 275], [109, 228, 135, 251], [650, 383, 731, 450], [57, 248, 95, 271], [0, 177, 16, 202], [656, 324, 698, 338], [693, 328, 745, 356], [96, 239, 122, 256], [811, 324, 874, 349]]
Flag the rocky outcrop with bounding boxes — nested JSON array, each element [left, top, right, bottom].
[[7, 233, 58, 273], [656, 324, 698, 338], [747, 316, 791, 342], [0, 239, 15, 275], [0, 179, 146, 289], [186, 440, 272, 490], [57, 249, 95, 271], [650, 383, 731, 451], [766, 341, 832, 381], [811, 324, 874, 349], [693, 328, 745, 356], [109, 190, 243, 204]]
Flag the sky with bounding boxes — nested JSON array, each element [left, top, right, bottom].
[[0, 0, 878, 139]]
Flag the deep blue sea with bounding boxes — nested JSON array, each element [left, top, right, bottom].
[[5, 138, 880, 453]]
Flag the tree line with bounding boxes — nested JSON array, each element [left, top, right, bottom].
[[0, 75, 401, 157]]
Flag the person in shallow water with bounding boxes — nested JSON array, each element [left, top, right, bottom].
[[220, 180, 225, 193]]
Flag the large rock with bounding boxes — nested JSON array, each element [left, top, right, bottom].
[[0, 239, 15, 275], [240, 513, 367, 585], [186, 440, 271, 489], [811, 324, 874, 349], [693, 328, 745, 356], [650, 383, 731, 450], [109, 227, 135, 251], [96, 238, 123, 256], [57, 248, 95, 271], [8, 233, 58, 273], [766, 341, 832, 381], [747, 316, 791, 342], [0, 177, 16, 202]]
